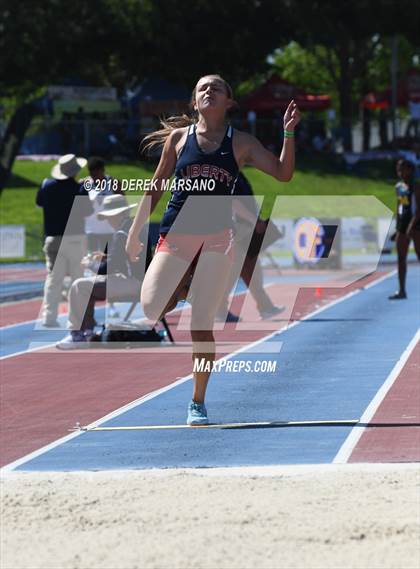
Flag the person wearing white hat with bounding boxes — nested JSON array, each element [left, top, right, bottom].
[[56, 194, 145, 349], [36, 154, 92, 327], [50, 153, 87, 180]]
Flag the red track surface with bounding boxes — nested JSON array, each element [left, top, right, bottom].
[[1, 299, 45, 327], [349, 342, 420, 463], [0, 299, 106, 328], [1, 270, 402, 468], [0, 268, 46, 281], [0, 349, 194, 467]]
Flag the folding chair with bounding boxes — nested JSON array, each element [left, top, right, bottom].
[[122, 300, 174, 343]]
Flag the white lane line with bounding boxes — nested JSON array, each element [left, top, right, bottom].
[[0, 343, 58, 360], [333, 328, 420, 464], [362, 270, 397, 289], [0, 310, 53, 331], [0, 317, 55, 332], [1, 270, 396, 473]]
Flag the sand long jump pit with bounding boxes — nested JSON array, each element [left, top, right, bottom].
[[1, 464, 419, 569]]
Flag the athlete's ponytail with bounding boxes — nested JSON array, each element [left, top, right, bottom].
[[141, 114, 195, 154], [141, 74, 236, 155]]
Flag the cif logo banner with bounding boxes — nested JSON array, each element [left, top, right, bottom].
[[293, 217, 325, 264]]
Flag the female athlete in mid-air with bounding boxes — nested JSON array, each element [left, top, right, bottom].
[[126, 74, 300, 425], [389, 159, 420, 300]]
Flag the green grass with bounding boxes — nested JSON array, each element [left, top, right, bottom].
[[1, 156, 396, 261]]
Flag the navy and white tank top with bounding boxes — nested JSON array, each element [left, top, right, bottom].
[[160, 124, 239, 234]]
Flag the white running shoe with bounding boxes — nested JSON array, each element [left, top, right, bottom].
[[259, 305, 286, 320], [56, 331, 88, 350]]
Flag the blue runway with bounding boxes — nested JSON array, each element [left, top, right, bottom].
[[12, 267, 420, 471], [0, 281, 44, 302], [0, 263, 45, 302]]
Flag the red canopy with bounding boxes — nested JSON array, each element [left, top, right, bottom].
[[361, 68, 420, 110], [240, 75, 331, 114]]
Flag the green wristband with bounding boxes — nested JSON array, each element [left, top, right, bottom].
[[284, 130, 295, 138]]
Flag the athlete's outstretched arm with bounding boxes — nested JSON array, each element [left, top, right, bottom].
[[126, 130, 180, 261], [243, 100, 300, 182]]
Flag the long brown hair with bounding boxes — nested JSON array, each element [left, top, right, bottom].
[[141, 75, 236, 154]]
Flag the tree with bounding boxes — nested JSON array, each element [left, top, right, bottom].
[[0, 0, 153, 103], [0, 0, 153, 189], [111, 0, 292, 91], [271, 36, 419, 150], [274, 0, 420, 150], [0, 0, 292, 106], [0, 0, 291, 189]]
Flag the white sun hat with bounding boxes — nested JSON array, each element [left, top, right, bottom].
[[97, 194, 136, 218], [51, 154, 87, 180]]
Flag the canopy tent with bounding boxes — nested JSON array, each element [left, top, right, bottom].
[[361, 68, 420, 110], [240, 75, 331, 114]]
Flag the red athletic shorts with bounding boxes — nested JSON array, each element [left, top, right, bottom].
[[155, 229, 234, 262]]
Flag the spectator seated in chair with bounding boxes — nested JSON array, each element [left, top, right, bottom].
[[56, 194, 149, 349]]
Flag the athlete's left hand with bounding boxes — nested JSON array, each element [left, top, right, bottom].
[[283, 100, 301, 131]]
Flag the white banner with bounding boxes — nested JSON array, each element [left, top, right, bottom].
[[0, 225, 25, 258]]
